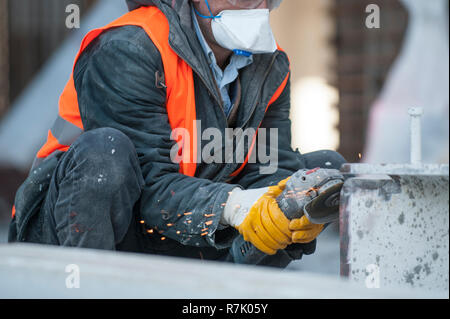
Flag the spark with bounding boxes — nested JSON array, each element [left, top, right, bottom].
[[184, 212, 193, 216], [201, 228, 209, 232], [201, 232, 208, 237], [140, 220, 145, 224], [161, 237, 166, 241], [167, 223, 174, 227], [147, 229, 154, 234], [204, 214, 215, 217], [358, 153, 362, 159], [205, 221, 213, 226]]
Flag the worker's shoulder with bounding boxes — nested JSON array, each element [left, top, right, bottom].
[[74, 25, 162, 81], [275, 49, 290, 68], [93, 25, 160, 55]]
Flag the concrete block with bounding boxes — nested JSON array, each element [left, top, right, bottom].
[[340, 163, 449, 294]]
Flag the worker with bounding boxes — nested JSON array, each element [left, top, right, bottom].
[[8, 0, 346, 267]]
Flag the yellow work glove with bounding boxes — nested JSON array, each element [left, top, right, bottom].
[[289, 216, 324, 244], [236, 178, 293, 255]]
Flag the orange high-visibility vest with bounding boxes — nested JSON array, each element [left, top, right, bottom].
[[13, 6, 289, 219]]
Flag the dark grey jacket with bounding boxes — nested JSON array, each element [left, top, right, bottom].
[[10, 0, 315, 260]]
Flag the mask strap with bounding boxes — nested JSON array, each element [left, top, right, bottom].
[[194, 0, 221, 19], [233, 49, 252, 57]]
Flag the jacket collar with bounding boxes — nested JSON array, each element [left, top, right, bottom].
[[148, 0, 226, 106]]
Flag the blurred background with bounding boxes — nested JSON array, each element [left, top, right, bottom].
[[0, 0, 448, 275]]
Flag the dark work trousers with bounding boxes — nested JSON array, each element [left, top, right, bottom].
[[40, 127, 346, 265]]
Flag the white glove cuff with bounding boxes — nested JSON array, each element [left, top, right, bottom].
[[221, 187, 269, 227]]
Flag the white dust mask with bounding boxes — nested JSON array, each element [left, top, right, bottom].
[[195, 4, 277, 55], [211, 9, 277, 54]]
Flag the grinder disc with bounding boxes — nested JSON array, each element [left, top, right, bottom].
[[304, 181, 344, 224]]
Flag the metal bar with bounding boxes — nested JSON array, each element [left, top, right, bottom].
[[409, 107, 423, 165]]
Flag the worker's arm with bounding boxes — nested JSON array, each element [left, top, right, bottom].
[[230, 65, 318, 257], [74, 26, 237, 249]]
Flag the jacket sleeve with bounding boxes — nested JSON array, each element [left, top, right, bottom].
[[73, 27, 237, 249], [231, 75, 306, 189]]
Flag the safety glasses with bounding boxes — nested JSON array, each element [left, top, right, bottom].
[[226, 0, 266, 9]]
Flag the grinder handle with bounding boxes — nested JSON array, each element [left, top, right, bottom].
[[276, 191, 306, 220]]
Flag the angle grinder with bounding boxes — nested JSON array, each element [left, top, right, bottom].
[[229, 168, 345, 265]]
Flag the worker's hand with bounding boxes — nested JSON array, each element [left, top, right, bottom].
[[289, 215, 324, 244], [222, 178, 292, 255]]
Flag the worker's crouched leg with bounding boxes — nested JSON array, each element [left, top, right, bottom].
[[41, 127, 145, 249], [302, 150, 347, 170]]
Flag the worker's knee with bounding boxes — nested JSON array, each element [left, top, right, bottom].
[[321, 150, 347, 169], [303, 150, 347, 170], [65, 127, 144, 190], [45, 127, 143, 248]]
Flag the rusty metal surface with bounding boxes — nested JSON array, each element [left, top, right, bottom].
[[340, 164, 449, 293]]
